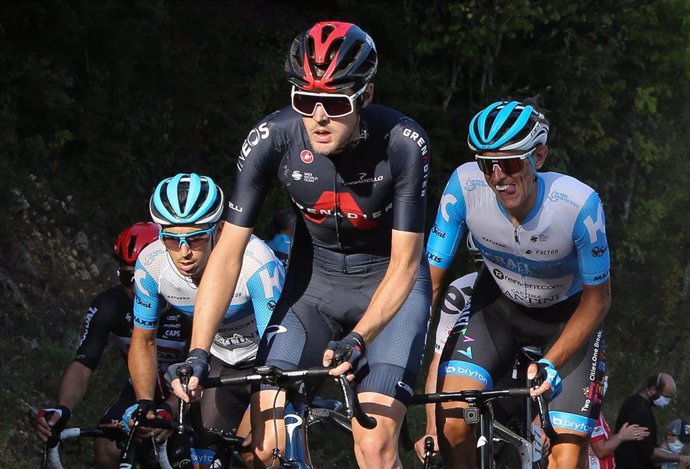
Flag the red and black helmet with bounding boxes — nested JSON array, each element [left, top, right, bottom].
[[113, 222, 159, 266], [285, 21, 378, 92]]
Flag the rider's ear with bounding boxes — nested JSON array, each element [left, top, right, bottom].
[[534, 144, 548, 170], [361, 83, 375, 108]]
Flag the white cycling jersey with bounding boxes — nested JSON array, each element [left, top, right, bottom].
[[133, 235, 285, 365], [427, 163, 610, 308]]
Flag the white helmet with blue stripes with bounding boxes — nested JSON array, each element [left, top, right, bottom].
[[468, 101, 549, 152], [149, 173, 224, 226]]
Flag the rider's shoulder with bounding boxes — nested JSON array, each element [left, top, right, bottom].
[[243, 234, 284, 269], [364, 104, 426, 135], [135, 240, 166, 266], [89, 284, 130, 315], [540, 171, 600, 205]]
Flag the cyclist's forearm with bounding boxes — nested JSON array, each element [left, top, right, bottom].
[[190, 224, 251, 351], [430, 265, 447, 311], [424, 353, 442, 433], [56, 361, 93, 410], [128, 327, 158, 400], [544, 281, 610, 368]]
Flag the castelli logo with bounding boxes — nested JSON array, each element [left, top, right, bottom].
[[300, 150, 314, 164]]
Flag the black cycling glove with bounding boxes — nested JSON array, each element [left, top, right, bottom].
[[326, 332, 367, 372], [183, 348, 210, 382], [37, 405, 72, 445]]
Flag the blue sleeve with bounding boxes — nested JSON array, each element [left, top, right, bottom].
[[245, 259, 285, 337], [426, 170, 467, 269], [572, 192, 611, 285], [133, 259, 163, 330]]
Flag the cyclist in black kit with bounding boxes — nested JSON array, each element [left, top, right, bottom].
[[32, 222, 185, 469], [177, 21, 432, 469]]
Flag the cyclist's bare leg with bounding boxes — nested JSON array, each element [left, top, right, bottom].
[[352, 392, 406, 469], [94, 436, 120, 469], [548, 431, 587, 469], [436, 375, 484, 469], [250, 389, 286, 468]]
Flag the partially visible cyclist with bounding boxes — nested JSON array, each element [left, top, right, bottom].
[[32, 222, 168, 469], [414, 233, 483, 462], [179, 21, 432, 469], [265, 207, 296, 268], [126, 173, 285, 468], [427, 101, 611, 469]]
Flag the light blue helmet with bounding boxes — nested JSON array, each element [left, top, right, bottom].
[[468, 101, 549, 152], [149, 173, 224, 226]]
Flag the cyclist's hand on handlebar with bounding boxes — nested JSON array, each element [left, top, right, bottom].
[[527, 358, 563, 399], [33, 405, 72, 442], [414, 433, 439, 463], [150, 403, 174, 443], [168, 348, 210, 403], [323, 331, 367, 380], [122, 400, 156, 437]]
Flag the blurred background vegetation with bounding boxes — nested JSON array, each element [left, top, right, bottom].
[[1, 0, 689, 466]]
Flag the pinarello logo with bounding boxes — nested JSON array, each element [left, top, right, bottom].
[[300, 150, 314, 164]]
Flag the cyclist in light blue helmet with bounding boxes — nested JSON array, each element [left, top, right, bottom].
[[128, 173, 285, 469], [429, 100, 611, 469]]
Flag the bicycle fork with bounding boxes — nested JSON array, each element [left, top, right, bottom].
[[270, 384, 313, 469]]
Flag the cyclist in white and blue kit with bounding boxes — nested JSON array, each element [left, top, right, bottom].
[[428, 101, 611, 469], [127, 173, 285, 468]]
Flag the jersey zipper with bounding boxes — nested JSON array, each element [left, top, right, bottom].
[[513, 225, 528, 300]]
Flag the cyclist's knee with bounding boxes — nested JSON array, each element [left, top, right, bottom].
[[437, 404, 472, 447], [548, 435, 587, 469], [355, 433, 400, 468]]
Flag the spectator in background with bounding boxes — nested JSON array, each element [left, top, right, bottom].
[[587, 376, 650, 469], [660, 419, 688, 469], [615, 372, 690, 469], [265, 207, 296, 268]]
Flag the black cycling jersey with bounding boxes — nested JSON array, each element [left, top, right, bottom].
[[228, 104, 430, 254], [75, 285, 191, 400]]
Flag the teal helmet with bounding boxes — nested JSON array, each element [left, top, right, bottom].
[[149, 173, 224, 226], [468, 101, 549, 152]]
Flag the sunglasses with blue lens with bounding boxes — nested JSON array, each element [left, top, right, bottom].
[[160, 225, 216, 251]]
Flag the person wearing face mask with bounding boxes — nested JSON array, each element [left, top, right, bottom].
[[614, 373, 690, 469], [660, 419, 689, 469], [586, 376, 650, 469]]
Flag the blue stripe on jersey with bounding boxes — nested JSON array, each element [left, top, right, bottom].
[[426, 171, 467, 269], [245, 259, 284, 337], [573, 192, 610, 285], [479, 241, 579, 279], [133, 263, 163, 329]]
